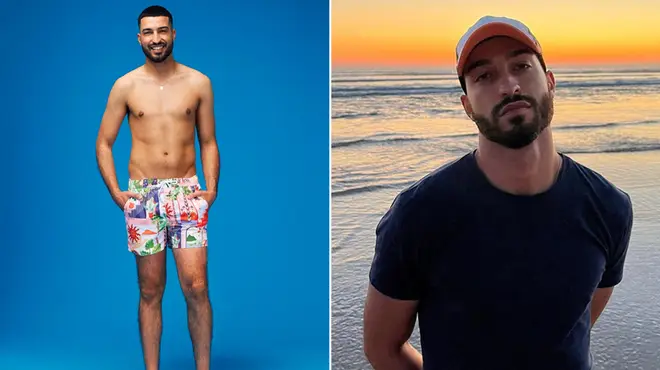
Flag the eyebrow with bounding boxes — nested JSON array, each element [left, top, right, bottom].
[[463, 48, 533, 76], [142, 26, 169, 32]]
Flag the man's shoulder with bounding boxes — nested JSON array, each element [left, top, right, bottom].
[[563, 154, 633, 225], [113, 67, 142, 91], [176, 63, 211, 85], [565, 154, 631, 206], [386, 152, 476, 219]]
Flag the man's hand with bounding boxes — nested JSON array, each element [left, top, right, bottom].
[[189, 190, 216, 208], [112, 190, 142, 211]]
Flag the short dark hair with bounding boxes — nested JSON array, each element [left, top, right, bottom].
[[138, 5, 173, 30]]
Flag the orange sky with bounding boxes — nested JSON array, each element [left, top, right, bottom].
[[332, 0, 660, 68]]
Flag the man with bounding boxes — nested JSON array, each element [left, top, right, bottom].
[[363, 15, 633, 370], [95, 5, 219, 370]]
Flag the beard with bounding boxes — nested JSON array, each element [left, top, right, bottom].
[[471, 93, 554, 149], [141, 41, 174, 63]]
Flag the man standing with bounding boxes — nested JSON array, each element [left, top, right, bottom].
[[95, 5, 219, 370], [363, 16, 633, 370]]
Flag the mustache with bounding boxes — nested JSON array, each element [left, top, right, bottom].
[[493, 95, 537, 116]]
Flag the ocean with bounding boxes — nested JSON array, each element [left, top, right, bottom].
[[331, 66, 660, 369]]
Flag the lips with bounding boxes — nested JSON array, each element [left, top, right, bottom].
[[499, 101, 531, 116], [151, 44, 165, 52]]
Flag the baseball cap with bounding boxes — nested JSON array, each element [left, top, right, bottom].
[[455, 16, 542, 76]]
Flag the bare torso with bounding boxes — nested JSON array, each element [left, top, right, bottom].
[[124, 63, 203, 179]]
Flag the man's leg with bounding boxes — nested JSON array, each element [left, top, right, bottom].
[[125, 182, 168, 370], [165, 179, 213, 369], [172, 245, 212, 370], [136, 249, 167, 370]]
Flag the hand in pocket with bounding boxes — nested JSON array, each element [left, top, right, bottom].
[[113, 190, 142, 211], [188, 189, 216, 209]]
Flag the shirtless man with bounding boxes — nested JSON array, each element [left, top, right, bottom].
[[95, 5, 219, 370]]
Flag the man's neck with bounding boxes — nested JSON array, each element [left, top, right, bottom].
[[475, 130, 562, 196], [144, 57, 177, 81]]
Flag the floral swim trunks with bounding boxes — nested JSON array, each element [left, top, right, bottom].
[[123, 176, 209, 256]]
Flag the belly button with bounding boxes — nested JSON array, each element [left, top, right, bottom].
[[164, 151, 168, 156]]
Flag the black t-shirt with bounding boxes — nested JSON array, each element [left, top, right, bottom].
[[369, 151, 633, 370]]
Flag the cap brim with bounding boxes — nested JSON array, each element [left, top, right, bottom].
[[456, 22, 541, 76]]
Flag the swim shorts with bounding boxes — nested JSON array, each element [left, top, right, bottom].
[[123, 176, 209, 256]]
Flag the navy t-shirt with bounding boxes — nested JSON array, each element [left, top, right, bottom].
[[369, 150, 633, 370]]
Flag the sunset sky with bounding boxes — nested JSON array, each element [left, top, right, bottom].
[[332, 0, 660, 68]]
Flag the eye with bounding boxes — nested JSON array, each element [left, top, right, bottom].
[[515, 62, 532, 71], [475, 72, 491, 82]]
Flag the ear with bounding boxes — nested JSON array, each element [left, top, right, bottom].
[[545, 70, 556, 98], [460, 94, 474, 121], [137, 34, 141, 44], [172, 29, 176, 40]]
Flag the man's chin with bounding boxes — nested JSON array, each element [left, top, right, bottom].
[[146, 55, 168, 63], [500, 114, 532, 128], [486, 129, 542, 150]]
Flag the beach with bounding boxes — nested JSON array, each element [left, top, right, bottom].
[[331, 66, 660, 369]]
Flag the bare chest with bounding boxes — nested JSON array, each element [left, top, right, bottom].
[[126, 83, 199, 124]]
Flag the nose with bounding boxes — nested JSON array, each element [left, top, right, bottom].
[[498, 73, 521, 97]]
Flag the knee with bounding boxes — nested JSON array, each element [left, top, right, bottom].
[[140, 281, 165, 304], [182, 278, 208, 302]]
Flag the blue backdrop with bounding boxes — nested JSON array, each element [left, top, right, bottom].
[[0, 1, 329, 369]]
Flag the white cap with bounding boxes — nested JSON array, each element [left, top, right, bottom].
[[455, 16, 542, 76]]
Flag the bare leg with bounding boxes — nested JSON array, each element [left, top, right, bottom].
[[136, 251, 167, 370], [173, 247, 213, 370]]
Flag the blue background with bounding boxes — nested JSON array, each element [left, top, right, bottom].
[[0, 1, 329, 369]]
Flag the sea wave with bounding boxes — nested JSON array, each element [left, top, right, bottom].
[[331, 112, 380, 119], [332, 120, 659, 149], [332, 78, 660, 98], [332, 139, 660, 198], [332, 181, 416, 197], [332, 85, 460, 98], [333, 135, 660, 198]]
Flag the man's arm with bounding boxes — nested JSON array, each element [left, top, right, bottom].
[[363, 196, 424, 370], [196, 74, 220, 195], [590, 287, 614, 327], [364, 286, 422, 370], [96, 76, 129, 197], [591, 191, 634, 327]]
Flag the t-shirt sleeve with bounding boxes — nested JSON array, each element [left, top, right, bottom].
[[368, 196, 424, 301], [598, 192, 634, 288]]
